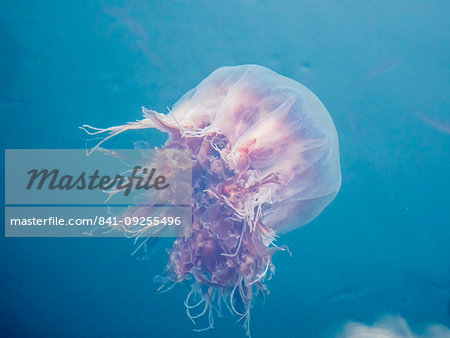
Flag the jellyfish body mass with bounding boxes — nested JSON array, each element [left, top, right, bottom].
[[84, 65, 341, 335]]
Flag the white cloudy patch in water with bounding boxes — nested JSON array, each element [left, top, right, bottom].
[[338, 315, 450, 338]]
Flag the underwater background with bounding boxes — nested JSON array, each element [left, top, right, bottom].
[[1, 1, 449, 337]]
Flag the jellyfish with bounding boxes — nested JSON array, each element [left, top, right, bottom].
[[82, 65, 341, 336]]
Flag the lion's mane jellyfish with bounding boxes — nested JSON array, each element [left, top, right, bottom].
[[83, 65, 341, 335]]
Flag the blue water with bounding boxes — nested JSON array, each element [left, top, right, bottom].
[[1, 1, 449, 337]]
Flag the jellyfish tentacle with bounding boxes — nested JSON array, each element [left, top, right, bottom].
[[230, 276, 245, 316], [221, 219, 246, 257], [187, 299, 208, 322], [246, 257, 271, 287], [80, 118, 155, 155], [188, 286, 215, 332], [184, 288, 206, 310]]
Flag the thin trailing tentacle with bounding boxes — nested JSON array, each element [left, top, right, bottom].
[[246, 258, 270, 287], [185, 286, 215, 332], [229, 276, 245, 316], [221, 219, 246, 257], [80, 118, 155, 155]]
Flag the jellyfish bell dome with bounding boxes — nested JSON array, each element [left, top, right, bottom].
[[169, 65, 341, 234]]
